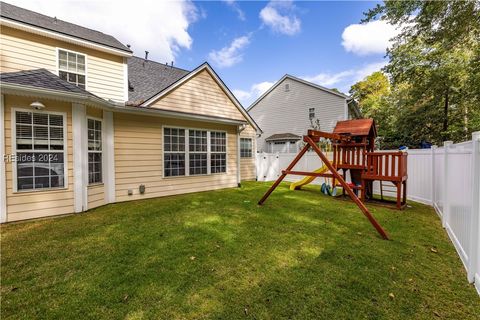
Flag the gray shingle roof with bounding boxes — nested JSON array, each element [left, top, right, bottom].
[[0, 1, 131, 53], [127, 56, 190, 105], [265, 133, 302, 141], [0, 68, 99, 98]]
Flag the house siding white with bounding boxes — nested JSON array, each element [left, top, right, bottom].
[[248, 77, 348, 152]]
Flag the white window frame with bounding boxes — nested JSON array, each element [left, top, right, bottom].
[[210, 130, 228, 174], [11, 107, 68, 193], [56, 47, 87, 90], [188, 129, 209, 176], [87, 116, 104, 185], [309, 107, 315, 120], [240, 137, 253, 158], [162, 126, 228, 178]]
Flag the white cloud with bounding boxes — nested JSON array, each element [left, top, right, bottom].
[[223, 0, 245, 21], [259, 0, 301, 36], [233, 81, 275, 107], [9, 0, 199, 62], [302, 61, 387, 93], [208, 35, 250, 68], [342, 20, 401, 55]]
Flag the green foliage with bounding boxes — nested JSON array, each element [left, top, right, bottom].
[[1, 182, 480, 319], [354, 0, 480, 147]]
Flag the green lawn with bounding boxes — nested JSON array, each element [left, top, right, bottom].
[[1, 182, 479, 319]]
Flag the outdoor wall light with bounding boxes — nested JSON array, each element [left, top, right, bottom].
[[30, 101, 45, 110]]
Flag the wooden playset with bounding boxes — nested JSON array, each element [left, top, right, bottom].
[[258, 119, 408, 240]]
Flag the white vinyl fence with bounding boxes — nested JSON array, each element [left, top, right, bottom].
[[256, 132, 480, 294]]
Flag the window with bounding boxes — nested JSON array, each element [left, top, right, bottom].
[[58, 49, 86, 89], [87, 118, 102, 184], [240, 138, 252, 158], [163, 128, 227, 177], [189, 130, 207, 175], [164, 128, 186, 177], [309, 108, 315, 119], [210, 131, 227, 173], [285, 83, 290, 92], [15, 110, 66, 191]]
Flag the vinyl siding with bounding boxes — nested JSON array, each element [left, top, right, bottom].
[[150, 70, 245, 121], [87, 184, 105, 209], [0, 26, 125, 102], [249, 78, 347, 152], [240, 125, 256, 181], [4, 95, 74, 221], [113, 113, 239, 202]]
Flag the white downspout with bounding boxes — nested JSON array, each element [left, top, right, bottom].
[[237, 124, 246, 187]]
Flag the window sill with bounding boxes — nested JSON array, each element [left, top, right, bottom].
[[13, 187, 69, 194], [162, 172, 228, 179], [88, 183, 104, 187]]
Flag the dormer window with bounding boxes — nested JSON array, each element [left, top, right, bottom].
[[58, 49, 86, 89]]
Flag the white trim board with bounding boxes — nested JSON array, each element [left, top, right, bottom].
[[103, 110, 115, 204], [0, 95, 6, 222]]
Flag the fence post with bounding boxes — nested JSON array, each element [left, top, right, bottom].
[[442, 141, 453, 228], [431, 145, 437, 207], [468, 132, 480, 283]]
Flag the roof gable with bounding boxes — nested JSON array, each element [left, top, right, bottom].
[[141, 63, 261, 132], [247, 74, 349, 112]]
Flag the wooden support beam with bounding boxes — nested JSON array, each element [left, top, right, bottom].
[[258, 144, 310, 205], [304, 136, 389, 240], [307, 130, 351, 141], [282, 170, 334, 178]]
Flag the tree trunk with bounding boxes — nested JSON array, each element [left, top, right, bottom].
[[443, 88, 449, 141]]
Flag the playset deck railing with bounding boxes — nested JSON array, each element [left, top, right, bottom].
[[363, 152, 408, 181], [333, 143, 366, 169]]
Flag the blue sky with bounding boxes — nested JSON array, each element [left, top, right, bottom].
[[11, 0, 399, 107], [182, 1, 390, 106]]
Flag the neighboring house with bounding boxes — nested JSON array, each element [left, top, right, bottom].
[[0, 2, 260, 222], [248, 74, 360, 153]]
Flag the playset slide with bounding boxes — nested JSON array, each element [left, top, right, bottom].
[[289, 165, 328, 190]]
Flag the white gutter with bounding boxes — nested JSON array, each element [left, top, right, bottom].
[[237, 124, 246, 187]]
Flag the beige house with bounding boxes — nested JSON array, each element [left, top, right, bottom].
[[0, 2, 260, 222]]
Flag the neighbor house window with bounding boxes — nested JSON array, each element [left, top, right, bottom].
[[309, 108, 315, 119], [285, 83, 290, 92], [240, 138, 252, 158], [87, 118, 102, 184], [164, 128, 186, 177], [15, 110, 66, 191], [210, 131, 227, 173], [189, 130, 208, 175], [58, 49, 86, 89]]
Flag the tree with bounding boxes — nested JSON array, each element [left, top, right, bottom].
[[349, 72, 398, 148], [363, 0, 480, 146]]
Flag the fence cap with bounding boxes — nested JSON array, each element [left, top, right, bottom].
[[444, 141, 453, 146]]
